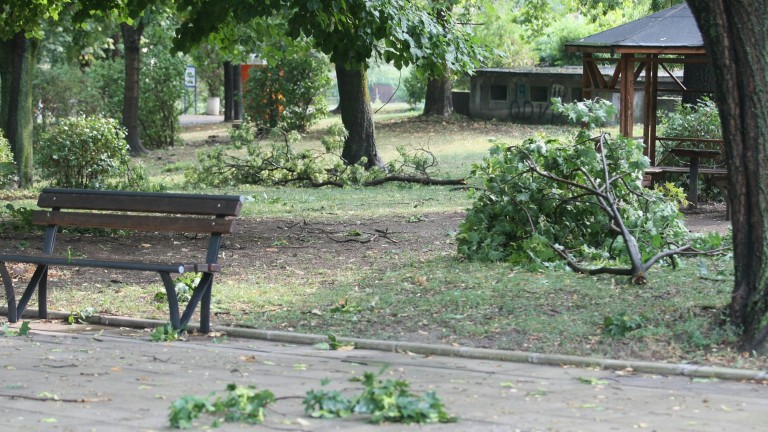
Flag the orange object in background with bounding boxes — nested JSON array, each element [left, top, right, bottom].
[[241, 63, 284, 126]]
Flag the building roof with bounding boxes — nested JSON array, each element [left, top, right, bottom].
[[567, 4, 704, 53]]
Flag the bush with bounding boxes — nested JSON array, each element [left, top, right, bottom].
[[139, 45, 186, 149], [33, 64, 96, 132], [403, 69, 426, 108], [35, 116, 130, 189], [243, 51, 332, 132], [84, 59, 125, 120], [659, 98, 722, 147], [0, 130, 17, 188]]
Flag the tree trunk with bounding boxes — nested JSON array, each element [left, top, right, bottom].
[[121, 21, 148, 155], [336, 64, 383, 168], [233, 64, 243, 121], [422, 69, 453, 116], [0, 32, 39, 187], [687, 0, 768, 353], [223, 61, 234, 121]]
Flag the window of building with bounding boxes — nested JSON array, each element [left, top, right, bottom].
[[489, 84, 508, 101], [551, 84, 565, 100], [571, 87, 583, 102], [530, 85, 548, 102]]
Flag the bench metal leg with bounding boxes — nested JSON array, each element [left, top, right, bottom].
[[158, 272, 181, 331], [180, 273, 214, 333], [39, 267, 48, 319], [2, 264, 50, 323], [16, 265, 49, 321], [0, 261, 17, 322]]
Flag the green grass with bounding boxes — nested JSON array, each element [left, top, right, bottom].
[[3, 113, 753, 369], [221, 255, 739, 363]]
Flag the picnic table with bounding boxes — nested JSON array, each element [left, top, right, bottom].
[[645, 147, 726, 207]]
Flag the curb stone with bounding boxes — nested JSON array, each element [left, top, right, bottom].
[[5, 307, 767, 382]]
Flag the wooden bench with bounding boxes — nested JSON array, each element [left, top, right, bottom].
[[644, 166, 727, 200], [0, 188, 243, 333]]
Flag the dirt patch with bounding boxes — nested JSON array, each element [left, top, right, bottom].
[[683, 202, 731, 235], [0, 212, 463, 304], [1, 207, 728, 301]]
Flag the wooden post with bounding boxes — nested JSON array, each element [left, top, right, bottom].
[[620, 53, 634, 137], [649, 58, 660, 165], [582, 53, 593, 100]]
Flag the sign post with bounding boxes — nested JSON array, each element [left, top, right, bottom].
[[184, 65, 197, 114]]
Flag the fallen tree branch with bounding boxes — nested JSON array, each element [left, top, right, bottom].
[[0, 393, 112, 403]]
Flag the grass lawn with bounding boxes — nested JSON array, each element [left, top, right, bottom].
[[2, 105, 755, 369]]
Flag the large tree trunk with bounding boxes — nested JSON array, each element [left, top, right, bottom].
[[687, 0, 768, 353], [0, 32, 39, 187], [422, 69, 453, 117], [233, 64, 243, 121], [223, 61, 234, 121], [336, 64, 383, 169], [121, 21, 148, 155]]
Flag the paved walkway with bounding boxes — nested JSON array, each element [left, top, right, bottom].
[[179, 114, 225, 126], [1, 320, 767, 431]]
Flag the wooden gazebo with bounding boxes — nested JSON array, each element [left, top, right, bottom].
[[566, 4, 715, 166]]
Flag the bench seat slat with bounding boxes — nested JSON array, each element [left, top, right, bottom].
[[645, 166, 727, 175], [32, 211, 237, 234], [38, 188, 243, 216], [0, 255, 220, 274]]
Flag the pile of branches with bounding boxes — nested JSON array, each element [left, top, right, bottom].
[[457, 99, 727, 284], [185, 122, 464, 188]]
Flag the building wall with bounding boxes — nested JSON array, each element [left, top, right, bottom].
[[468, 69, 660, 124]]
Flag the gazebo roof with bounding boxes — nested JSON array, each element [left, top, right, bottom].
[[567, 4, 704, 53]]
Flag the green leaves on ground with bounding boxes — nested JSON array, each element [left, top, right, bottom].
[[169, 383, 275, 429], [603, 312, 646, 338], [67, 307, 95, 325], [314, 332, 355, 351], [150, 323, 185, 342], [304, 367, 456, 424], [2, 321, 30, 337]]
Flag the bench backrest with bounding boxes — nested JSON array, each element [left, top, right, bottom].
[[32, 188, 244, 234]]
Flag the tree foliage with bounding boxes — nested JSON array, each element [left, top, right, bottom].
[[243, 49, 332, 132], [0, 130, 15, 187]]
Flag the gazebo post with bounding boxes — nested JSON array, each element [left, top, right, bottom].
[[649, 58, 660, 165], [582, 53, 593, 100], [643, 55, 653, 159], [619, 53, 635, 137]]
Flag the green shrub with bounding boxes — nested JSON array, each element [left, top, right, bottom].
[[243, 51, 332, 132], [0, 130, 16, 188], [84, 59, 125, 120], [33, 64, 96, 132], [403, 69, 426, 108], [139, 44, 186, 149], [35, 116, 130, 189]]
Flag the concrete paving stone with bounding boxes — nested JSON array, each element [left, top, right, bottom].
[[1, 323, 767, 431]]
